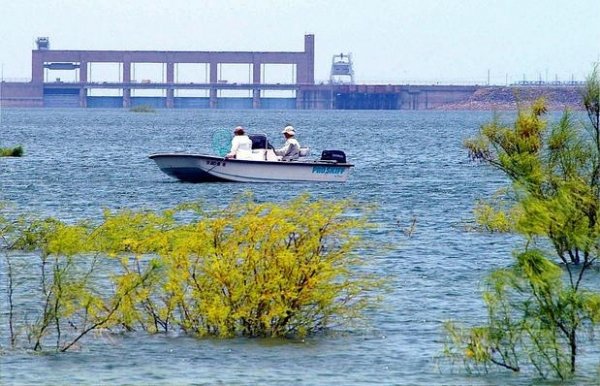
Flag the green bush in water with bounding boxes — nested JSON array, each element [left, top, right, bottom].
[[130, 105, 155, 113], [0, 145, 24, 157]]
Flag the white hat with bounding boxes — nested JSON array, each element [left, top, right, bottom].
[[282, 125, 295, 136]]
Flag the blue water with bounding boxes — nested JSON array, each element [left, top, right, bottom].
[[0, 108, 597, 385]]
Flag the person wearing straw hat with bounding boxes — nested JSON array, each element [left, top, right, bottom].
[[225, 126, 253, 159], [274, 125, 300, 161]]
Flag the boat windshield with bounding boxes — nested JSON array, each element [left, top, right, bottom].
[[249, 133, 274, 150]]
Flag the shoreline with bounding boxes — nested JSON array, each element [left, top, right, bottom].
[[437, 86, 584, 111]]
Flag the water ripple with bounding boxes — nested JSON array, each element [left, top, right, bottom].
[[1, 108, 595, 385]]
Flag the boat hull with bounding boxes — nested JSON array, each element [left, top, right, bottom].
[[149, 153, 353, 183]]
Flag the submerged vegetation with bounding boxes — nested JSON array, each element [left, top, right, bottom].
[[129, 104, 155, 113], [0, 145, 23, 157], [445, 67, 600, 380], [0, 195, 382, 352]]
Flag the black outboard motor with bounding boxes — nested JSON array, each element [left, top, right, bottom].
[[320, 150, 347, 164]]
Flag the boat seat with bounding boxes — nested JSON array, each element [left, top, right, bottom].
[[299, 147, 310, 157], [235, 149, 254, 160], [249, 149, 266, 160]]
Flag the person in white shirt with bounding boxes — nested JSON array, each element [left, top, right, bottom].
[[225, 126, 253, 159], [274, 125, 300, 161]]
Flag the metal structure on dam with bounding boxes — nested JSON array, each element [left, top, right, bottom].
[[1, 35, 478, 110]]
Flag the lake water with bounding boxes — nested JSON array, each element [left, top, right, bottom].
[[0, 108, 597, 385]]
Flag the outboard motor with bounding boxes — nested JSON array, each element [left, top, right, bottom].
[[320, 150, 347, 164]]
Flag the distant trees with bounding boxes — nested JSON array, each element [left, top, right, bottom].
[[444, 66, 600, 380], [1, 195, 381, 352], [0, 145, 23, 157]]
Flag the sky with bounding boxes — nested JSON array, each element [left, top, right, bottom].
[[1, 0, 599, 85]]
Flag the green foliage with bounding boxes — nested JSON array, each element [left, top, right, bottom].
[[445, 249, 600, 379], [0, 195, 382, 351], [0, 145, 24, 157], [447, 68, 600, 380], [465, 101, 548, 191], [472, 190, 519, 233], [465, 92, 600, 267], [582, 64, 600, 134]]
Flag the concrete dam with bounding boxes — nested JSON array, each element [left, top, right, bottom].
[[0, 35, 580, 110]]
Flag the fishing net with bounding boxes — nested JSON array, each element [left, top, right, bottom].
[[212, 129, 231, 156]]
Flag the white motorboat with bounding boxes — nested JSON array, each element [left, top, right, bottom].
[[149, 134, 353, 183]]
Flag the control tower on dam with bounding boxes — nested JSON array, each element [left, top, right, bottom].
[[1, 35, 478, 110]]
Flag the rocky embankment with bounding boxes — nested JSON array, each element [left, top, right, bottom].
[[440, 86, 584, 110]]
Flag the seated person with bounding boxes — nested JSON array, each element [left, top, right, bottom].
[[274, 125, 300, 161], [225, 126, 253, 159]]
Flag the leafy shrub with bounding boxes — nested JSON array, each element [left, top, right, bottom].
[[0, 145, 23, 157], [1, 195, 382, 351]]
